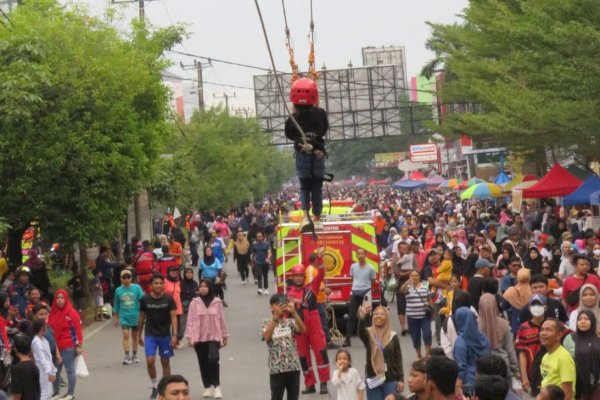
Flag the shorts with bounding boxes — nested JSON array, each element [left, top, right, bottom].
[[121, 325, 138, 332], [144, 336, 173, 359], [396, 292, 407, 315]]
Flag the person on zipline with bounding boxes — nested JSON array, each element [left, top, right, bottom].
[[285, 77, 329, 231]]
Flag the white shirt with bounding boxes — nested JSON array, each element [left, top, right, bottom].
[[559, 258, 575, 278], [331, 367, 365, 400]]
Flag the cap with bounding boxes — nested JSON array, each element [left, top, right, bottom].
[[120, 269, 132, 277], [529, 293, 547, 305], [475, 259, 494, 269]]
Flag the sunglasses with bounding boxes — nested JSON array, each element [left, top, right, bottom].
[[121, 275, 132, 279]]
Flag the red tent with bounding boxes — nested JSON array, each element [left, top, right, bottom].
[[410, 171, 426, 181], [521, 163, 583, 198]]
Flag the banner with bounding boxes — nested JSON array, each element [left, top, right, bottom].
[[374, 152, 405, 168], [409, 144, 439, 163]]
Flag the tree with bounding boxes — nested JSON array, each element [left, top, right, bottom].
[[425, 0, 600, 163], [0, 0, 186, 264], [148, 109, 294, 212]]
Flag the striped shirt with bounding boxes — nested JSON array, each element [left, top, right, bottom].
[[405, 284, 430, 319]]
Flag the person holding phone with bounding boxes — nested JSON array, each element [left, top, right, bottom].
[[400, 270, 432, 360]]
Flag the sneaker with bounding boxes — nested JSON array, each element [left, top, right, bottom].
[[213, 387, 223, 399], [132, 355, 140, 364], [122, 354, 132, 365], [223, 301, 229, 307], [175, 343, 183, 350], [51, 395, 61, 400], [301, 386, 316, 395], [61, 395, 75, 400], [258, 288, 263, 295], [319, 382, 328, 395], [149, 387, 158, 400], [313, 219, 324, 231], [262, 289, 269, 296], [202, 387, 213, 398], [241, 280, 247, 285], [342, 338, 351, 347]]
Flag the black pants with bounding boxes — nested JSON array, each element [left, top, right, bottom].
[[194, 341, 220, 388], [270, 371, 300, 400], [212, 283, 225, 301], [190, 241, 199, 266], [255, 263, 269, 290], [237, 254, 250, 281], [346, 294, 365, 339]]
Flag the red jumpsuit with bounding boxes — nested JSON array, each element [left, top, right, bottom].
[[287, 264, 330, 387], [134, 251, 155, 294]]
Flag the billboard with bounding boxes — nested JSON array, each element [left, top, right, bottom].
[[374, 152, 405, 168], [409, 144, 439, 163], [254, 65, 414, 145]]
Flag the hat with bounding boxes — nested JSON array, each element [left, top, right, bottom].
[[529, 293, 547, 305], [120, 269, 132, 278], [475, 259, 494, 269]]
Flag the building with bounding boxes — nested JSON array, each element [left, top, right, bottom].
[[361, 46, 408, 92]]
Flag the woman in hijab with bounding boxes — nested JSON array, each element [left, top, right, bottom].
[[563, 310, 600, 399], [523, 247, 542, 276], [451, 246, 466, 278], [440, 290, 476, 359], [453, 307, 490, 398], [568, 284, 600, 335], [541, 261, 562, 299], [185, 279, 229, 399], [164, 266, 184, 348], [478, 293, 520, 380], [502, 268, 532, 333], [200, 247, 225, 306], [180, 267, 199, 335], [48, 289, 83, 400], [357, 305, 404, 400], [233, 232, 251, 284]]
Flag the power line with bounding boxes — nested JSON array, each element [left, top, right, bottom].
[[167, 49, 279, 73], [161, 74, 254, 90]]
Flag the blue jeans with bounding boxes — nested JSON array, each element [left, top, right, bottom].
[[366, 380, 397, 400], [407, 316, 432, 351], [295, 152, 325, 216], [53, 347, 76, 396], [316, 303, 330, 343]]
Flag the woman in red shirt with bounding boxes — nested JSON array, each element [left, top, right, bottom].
[[48, 289, 83, 400]]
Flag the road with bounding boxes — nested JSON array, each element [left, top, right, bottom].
[[75, 262, 420, 399]]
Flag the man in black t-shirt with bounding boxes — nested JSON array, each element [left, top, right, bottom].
[[467, 259, 495, 311], [11, 334, 40, 400], [138, 274, 178, 400]]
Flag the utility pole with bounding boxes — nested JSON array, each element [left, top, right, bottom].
[[233, 107, 254, 118], [180, 59, 212, 113], [112, 0, 145, 22], [213, 92, 236, 115]]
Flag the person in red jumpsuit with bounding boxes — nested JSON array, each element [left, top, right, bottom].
[[286, 249, 330, 395], [133, 242, 155, 294]]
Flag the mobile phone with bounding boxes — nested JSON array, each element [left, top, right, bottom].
[[362, 292, 372, 307]]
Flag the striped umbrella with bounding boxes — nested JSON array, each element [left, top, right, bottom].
[[460, 183, 505, 200], [438, 178, 463, 189]]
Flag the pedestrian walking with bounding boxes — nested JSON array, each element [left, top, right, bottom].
[[113, 269, 145, 365], [164, 266, 184, 348], [138, 274, 178, 400], [48, 289, 83, 400], [233, 232, 251, 284], [185, 279, 229, 399], [400, 270, 432, 360], [251, 232, 272, 295], [31, 318, 56, 400]]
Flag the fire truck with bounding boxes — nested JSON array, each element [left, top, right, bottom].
[[276, 201, 380, 333]]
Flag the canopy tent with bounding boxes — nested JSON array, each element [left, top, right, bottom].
[[521, 163, 583, 198], [392, 179, 427, 190], [493, 171, 511, 185], [503, 174, 537, 191], [460, 183, 505, 200], [566, 165, 592, 181], [563, 175, 600, 206], [425, 174, 445, 187], [410, 171, 426, 181]]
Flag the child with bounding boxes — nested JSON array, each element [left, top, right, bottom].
[[433, 249, 453, 299], [284, 78, 329, 231], [331, 349, 365, 400], [90, 269, 104, 321], [439, 275, 461, 317], [31, 318, 56, 400]]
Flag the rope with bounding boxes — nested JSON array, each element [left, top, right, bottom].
[[326, 303, 344, 341], [253, 0, 310, 149], [281, 0, 299, 82], [307, 0, 318, 82]]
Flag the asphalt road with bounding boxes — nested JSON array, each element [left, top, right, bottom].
[[75, 262, 420, 400]]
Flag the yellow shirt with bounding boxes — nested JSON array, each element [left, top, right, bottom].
[[0, 258, 7, 278], [540, 345, 576, 399], [304, 265, 326, 303]]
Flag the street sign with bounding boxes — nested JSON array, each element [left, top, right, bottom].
[[409, 144, 439, 163]]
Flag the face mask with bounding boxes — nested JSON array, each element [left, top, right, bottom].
[[594, 250, 600, 257], [530, 305, 545, 317]]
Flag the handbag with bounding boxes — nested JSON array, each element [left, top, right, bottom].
[[385, 275, 398, 293], [366, 376, 385, 389], [415, 286, 434, 319]]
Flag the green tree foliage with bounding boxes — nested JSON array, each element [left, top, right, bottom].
[[148, 109, 294, 211], [0, 0, 186, 255], [425, 0, 600, 161]]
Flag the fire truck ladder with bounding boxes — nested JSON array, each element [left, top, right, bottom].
[[280, 236, 302, 294]]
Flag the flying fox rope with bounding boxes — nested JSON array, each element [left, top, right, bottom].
[[253, 0, 311, 151], [281, 0, 299, 82]]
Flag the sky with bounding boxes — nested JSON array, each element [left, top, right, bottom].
[[72, 0, 468, 115]]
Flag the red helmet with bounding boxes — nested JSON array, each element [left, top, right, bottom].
[[290, 78, 318, 105], [289, 264, 306, 276]]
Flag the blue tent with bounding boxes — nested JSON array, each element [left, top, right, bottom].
[[494, 171, 511, 185], [392, 179, 427, 190], [563, 175, 600, 206]]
